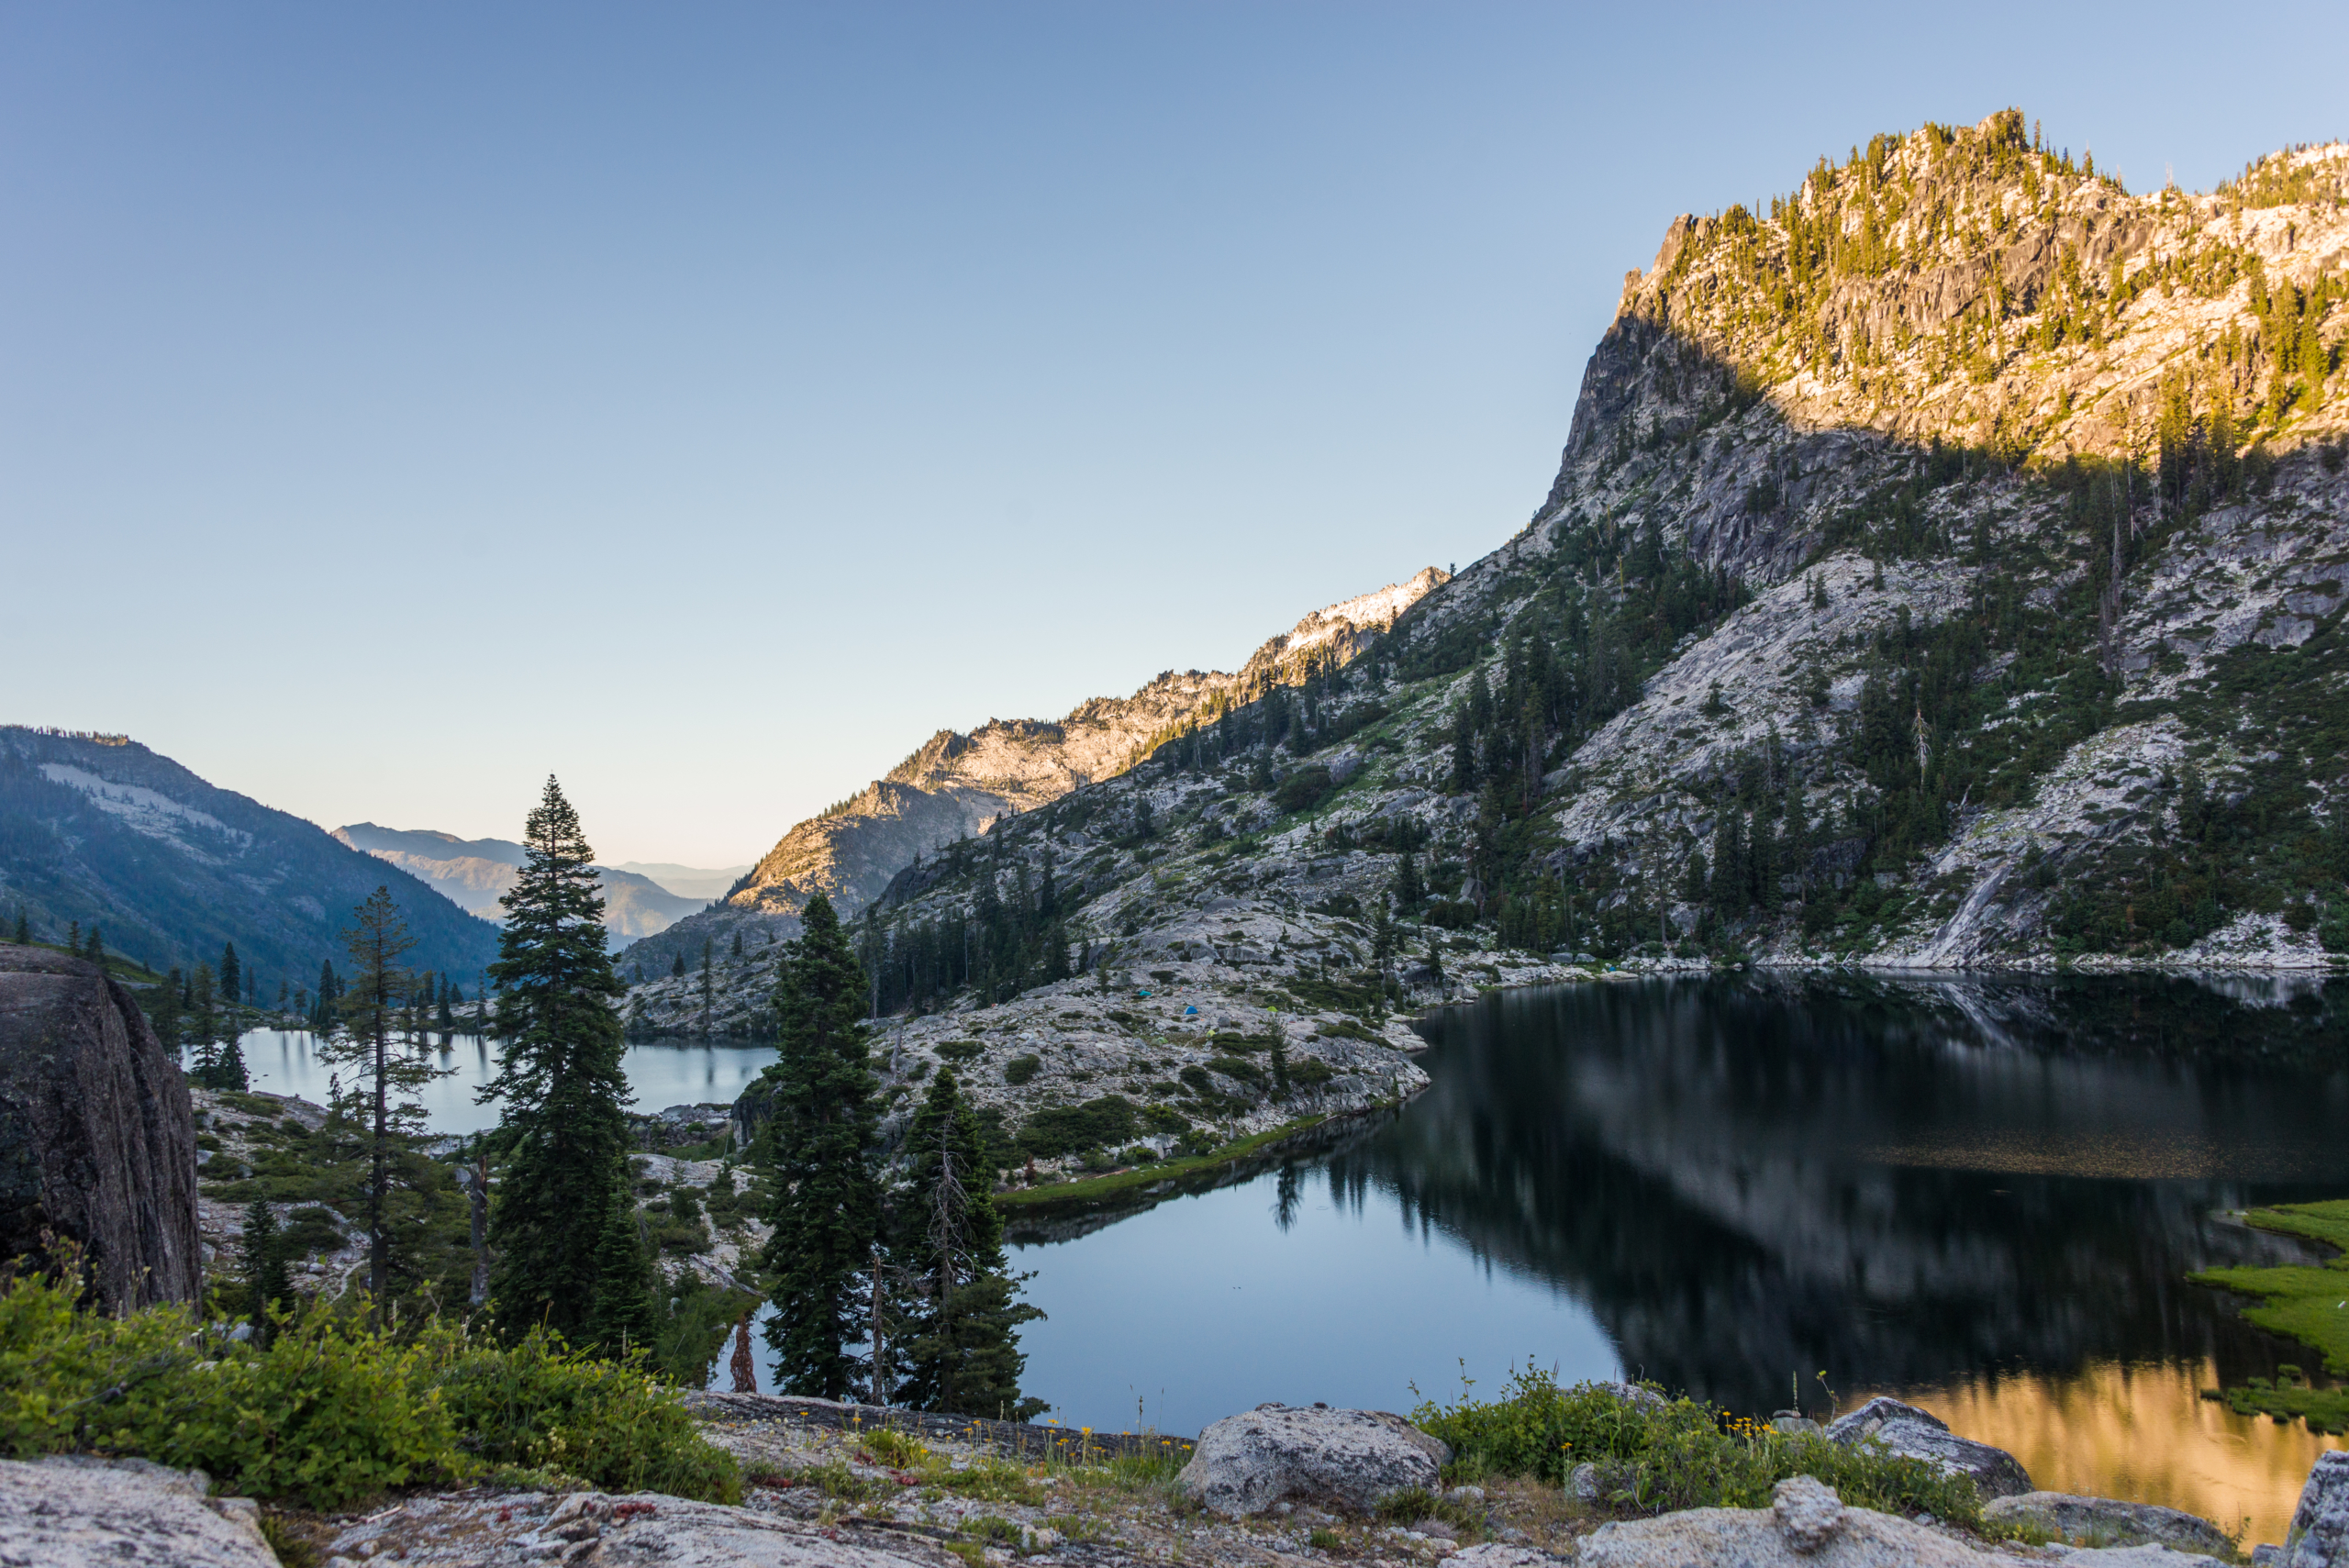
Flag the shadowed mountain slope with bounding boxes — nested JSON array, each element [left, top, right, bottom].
[[0, 728, 500, 991]]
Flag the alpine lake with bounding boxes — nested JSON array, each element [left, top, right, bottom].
[[228, 972, 2349, 1543]]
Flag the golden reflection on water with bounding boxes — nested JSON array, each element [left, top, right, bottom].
[[1890, 1362, 2343, 1548]]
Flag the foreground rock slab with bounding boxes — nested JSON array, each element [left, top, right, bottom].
[[1986, 1492, 2233, 1556], [1179, 1402, 1451, 1518], [1579, 1477, 2226, 1567], [1823, 1396, 2034, 1499], [324, 1489, 965, 1568], [0, 1455, 274, 1568]]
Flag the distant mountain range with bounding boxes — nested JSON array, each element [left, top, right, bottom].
[[607, 862, 750, 902], [0, 728, 501, 989], [329, 825, 728, 947]]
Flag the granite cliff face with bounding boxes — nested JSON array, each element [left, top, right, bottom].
[[618, 572, 1442, 981], [0, 945, 200, 1307]]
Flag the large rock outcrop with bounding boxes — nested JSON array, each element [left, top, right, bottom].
[[1823, 1396, 2034, 1499], [1985, 1492, 2234, 1557], [1176, 1401, 1450, 1518], [0, 945, 201, 1307]]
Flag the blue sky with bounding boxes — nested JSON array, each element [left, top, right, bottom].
[[6, 3, 2343, 865]]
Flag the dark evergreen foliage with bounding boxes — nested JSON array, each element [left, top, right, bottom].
[[891, 1067, 1044, 1420], [483, 778, 647, 1350], [756, 892, 882, 1400]]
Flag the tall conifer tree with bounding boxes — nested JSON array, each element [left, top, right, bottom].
[[239, 1196, 293, 1346], [483, 778, 649, 1348], [892, 1067, 1044, 1418], [319, 886, 446, 1312], [757, 893, 881, 1399]]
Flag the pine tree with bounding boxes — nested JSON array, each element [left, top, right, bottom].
[[584, 1188, 661, 1354], [1394, 851, 1424, 911], [10, 908, 27, 944], [239, 1196, 292, 1346], [672, 951, 686, 978], [484, 778, 645, 1350], [893, 1067, 1044, 1418], [153, 969, 184, 1053], [219, 944, 241, 1015], [215, 1022, 249, 1093], [319, 886, 448, 1314], [757, 892, 882, 1400], [188, 964, 221, 1084], [84, 925, 104, 965]]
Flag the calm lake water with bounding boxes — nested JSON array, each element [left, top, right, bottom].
[[207, 1029, 770, 1133], [223, 979, 2349, 1542], [1008, 973, 2349, 1545]]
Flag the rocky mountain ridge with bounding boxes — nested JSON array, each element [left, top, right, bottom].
[[618, 570, 1444, 979]]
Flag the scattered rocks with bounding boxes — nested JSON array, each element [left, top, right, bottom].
[[0, 945, 202, 1307], [1178, 1401, 1451, 1518], [1583, 1478, 2232, 1567], [0, 1455, 275, 1567], [1823, 1396, 2033, 1498], [1985, 1491, 2233, 1556]]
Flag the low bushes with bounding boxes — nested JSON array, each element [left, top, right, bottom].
[[0, 1256, 740, 1510], [1015, 1095, 1139, 1158], [1412, 1367, 1983, 1526]]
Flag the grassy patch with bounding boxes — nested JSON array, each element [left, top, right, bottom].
[[2189, 1198, 2349, 1432], [1374, 1485, 1486, 1540], [998, 1114, 1337, 1208], [1413, 1367, 1985, 1525]]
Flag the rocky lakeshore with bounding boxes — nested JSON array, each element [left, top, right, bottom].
[[18, 1385, 2345, 1568]]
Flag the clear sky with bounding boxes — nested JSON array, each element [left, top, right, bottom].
[[6, 3, 2343, 866]]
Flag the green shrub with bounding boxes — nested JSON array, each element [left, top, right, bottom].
[[1274, 767, 1335, 815], [435, 1325, 739, 1502], [1004, 1054, 1042, 1085], [1016, 1095, 1139, 1158], [1412, 1367, 1982, 1525], [1204, 1055, 1265, 1088], [0, 1255, 739, 1510], [1423, 900, 1479, 930], [935, 1040, 985, 1063]]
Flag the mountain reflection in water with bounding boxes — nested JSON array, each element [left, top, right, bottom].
[[1014, 973, 2347, 1543], [1356, 974, 2349, 1407]]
